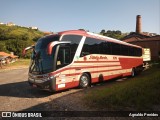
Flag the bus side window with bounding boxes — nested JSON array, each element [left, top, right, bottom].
[[56, 46, 71, 69], [99, 41, 112, 55], [80, 37, 100, 57]]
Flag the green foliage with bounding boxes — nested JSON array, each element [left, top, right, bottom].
[[0, 25, 44, 58], [84, 66, 160, 110], [8, 59, 30, 66], [0, 42, 7, 51], [5, 39, 33, 57], [100, 30, 125, 39]]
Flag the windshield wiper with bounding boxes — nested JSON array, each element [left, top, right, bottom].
[[30, 51, 44, 74]]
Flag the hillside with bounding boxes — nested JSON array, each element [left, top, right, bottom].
[[0, 25, 45, 57]]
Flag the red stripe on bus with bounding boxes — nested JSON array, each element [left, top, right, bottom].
[[74, 61, 119, 63], [91, 74, 124, 83], [50, 65, 121, 76], [55, 72, 132, 90], [74, 65, 120, 69], [119, 57, 143, 69], [64, 68, 123, 76], [91, 68, 122, 74]]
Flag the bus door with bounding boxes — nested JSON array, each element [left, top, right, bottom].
[[56, 46, 73, 89]]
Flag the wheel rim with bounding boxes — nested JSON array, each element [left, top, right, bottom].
[[80, 76, 88, 87]]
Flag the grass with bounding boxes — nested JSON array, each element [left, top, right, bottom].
[[0, 59, 30, 71], [84, 65, 160, 111], [9, 59, 30, 67]]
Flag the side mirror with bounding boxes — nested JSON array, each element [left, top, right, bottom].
[[47, 41, 71, 55], [22, 45, 35, 56]]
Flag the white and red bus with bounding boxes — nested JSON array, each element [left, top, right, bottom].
[[24, 30, 143, 92]]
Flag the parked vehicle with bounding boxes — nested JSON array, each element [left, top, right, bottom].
[[23, 30, 143, 92]]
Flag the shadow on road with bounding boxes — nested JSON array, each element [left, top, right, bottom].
[[19, 78, 128, 112], [20, 89, 89, 111], [0, 76, 125, 99], [0, 81, 53, 98], [0, 76, 133, 114]]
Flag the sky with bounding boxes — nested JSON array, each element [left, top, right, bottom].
[[0, 0, 160, 34]]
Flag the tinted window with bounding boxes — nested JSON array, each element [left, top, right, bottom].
[[127, 47, 142, 56], [99, 41, 112, 54], [80, 37, 142, 57], [56, 46, 71, 69], [121, 45, 129, 56], [30, 35, 60, 74], [111, 42, 121, 55], [36, 35, 60, 49], [61, 35, 82, 61], [130, 47, 135, 56], [81, 37, 101, 56], [136, 48, 142, 56]]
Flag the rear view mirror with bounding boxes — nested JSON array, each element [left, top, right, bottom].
[[22, 45, 35, 56], [47, 41, 71, 55]]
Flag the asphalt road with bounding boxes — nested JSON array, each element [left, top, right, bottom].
[[0, 68, 156, 120], [0, 68, 83, 112], [0, 68, 122, 120], [0, 68, 128, 112], [0, 68, 122, 112]]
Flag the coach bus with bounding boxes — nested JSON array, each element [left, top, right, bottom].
[[23, 30, 143, 92]]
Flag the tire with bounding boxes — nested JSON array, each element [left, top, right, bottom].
[[99, 74, 104, 82], [79, 73, 90, 88], [131, 68, 135, 77]]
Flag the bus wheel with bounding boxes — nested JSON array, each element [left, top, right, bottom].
[[79, 73, 90, 88], [131, 68, 135, 77]]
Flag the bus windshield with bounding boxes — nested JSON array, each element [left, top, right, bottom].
[[29, 35, 60, 74], [29, 34, 82, 74]]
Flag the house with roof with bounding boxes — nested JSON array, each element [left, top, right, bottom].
[[122, 15, 160, 61], [0, 22, 5, 25], [6, 22, 16, 26], [0, 52, 18, 64]]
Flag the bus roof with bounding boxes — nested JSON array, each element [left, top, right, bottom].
[[58, 30, 142, 49]]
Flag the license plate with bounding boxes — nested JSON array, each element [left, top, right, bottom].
[[32, 84, 37, 88]]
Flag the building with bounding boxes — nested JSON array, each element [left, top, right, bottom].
[[122, 15, 160, 61], [6, 22, 16, 26], [29, 26, 38, 30], [0, 22, 5, 25], [0, 52, 18, 64]]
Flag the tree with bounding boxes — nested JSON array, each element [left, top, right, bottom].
[[5, 39, 33, 57], [0, 42, 7, 51], [0, 25, 44, 58], [115, 30, 122, 35], [99, 30, 124, 40], [100, 29, 105, 35]]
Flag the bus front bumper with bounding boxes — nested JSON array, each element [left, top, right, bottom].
[[28, 76, 56, 92]]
